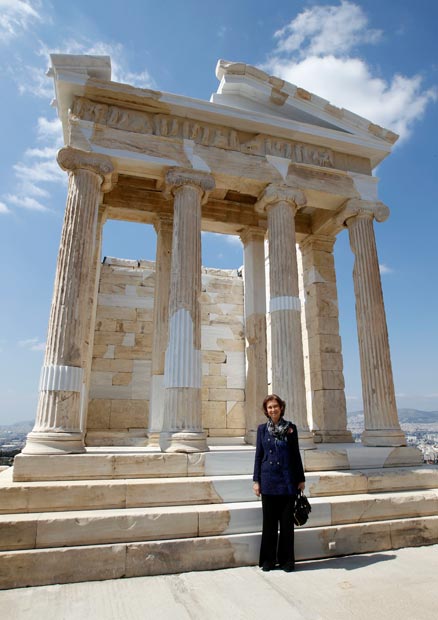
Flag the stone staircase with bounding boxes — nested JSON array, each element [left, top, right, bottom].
[[1, 445, 438, 589]]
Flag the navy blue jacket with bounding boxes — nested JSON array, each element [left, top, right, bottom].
[[253, 421, 305, 495]]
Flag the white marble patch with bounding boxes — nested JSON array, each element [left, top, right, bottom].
[[39, 365, 83, 393], [270, 296, 301, 312], [221, 351, 245, 388], [98, 294, 154, 309], [149, 374, 165, 432], [103, 345, 115, 359], [347, 447, 393, 469], [201, 324, 235, 350], [266, 154, 290, 180], [202, 451, 254, 476], [224, 502, 262, 534], [125, 285, 138, 297], [349, 172, 378, 201], [306, 266, 326, 284], [122, 333, 136, 347], [183, 139, 211, 172]]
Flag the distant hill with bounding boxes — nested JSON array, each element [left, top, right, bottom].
[[0, 420, 33, 433], [348, 409, 438, 427], [2, 410, 438, 433]]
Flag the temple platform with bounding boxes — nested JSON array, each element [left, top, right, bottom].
[[1, 441, 437, 590]]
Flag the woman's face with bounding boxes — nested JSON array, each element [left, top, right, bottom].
[[266, 399, 282, 424]]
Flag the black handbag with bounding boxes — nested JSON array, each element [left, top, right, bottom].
[[293, 490, 311, 526]]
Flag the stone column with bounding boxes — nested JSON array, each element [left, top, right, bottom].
[[240, 227, 268, 445], [22, 147, 116, 455], [256, 185, 314, 448], [161, 168, 215, 453], [345, 200, 406, 446], [148, 214, 173, 447], [300, 234, 353, 443], [82, 205, 108, 439]]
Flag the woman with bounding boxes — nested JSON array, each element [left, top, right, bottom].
[[253, 394, 305, 572]]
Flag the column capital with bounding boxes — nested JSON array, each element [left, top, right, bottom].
[[343, 199, 390, 226], [165, 167, 215, 203], [57, 147, 117, 192], [153, 213, 174, 234], [299, 233, 336, 254], [239, 226, 266, 246], [256, 184, 306, 214]]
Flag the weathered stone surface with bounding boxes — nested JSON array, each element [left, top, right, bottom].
[[0, 544, 127, 589]]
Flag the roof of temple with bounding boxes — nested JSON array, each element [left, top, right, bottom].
[[48, 54, 397, 168]]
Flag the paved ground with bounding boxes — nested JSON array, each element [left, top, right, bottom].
[[2, 545, 437, 619]]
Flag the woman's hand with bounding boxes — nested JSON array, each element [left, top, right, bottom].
[[297, 481, 305, 492], [253, 482, 261, 497]]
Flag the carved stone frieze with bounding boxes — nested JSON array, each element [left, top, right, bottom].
[[70, 97, 335, 170]]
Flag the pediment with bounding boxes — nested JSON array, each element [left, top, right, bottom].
[[212, 60, 398, 148]]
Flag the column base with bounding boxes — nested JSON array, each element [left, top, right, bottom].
[[244, 429, 257, 446], [21, 431, 85, 455], [147, 431, 161, 448], [162, 431, 209, 453], [361, 429, 407, 447], [297, 430, 317, 449], [313, 430, 355, 444]]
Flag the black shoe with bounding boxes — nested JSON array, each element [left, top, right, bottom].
[[262, 562, 274, 572], [282, 561, 295, 572]]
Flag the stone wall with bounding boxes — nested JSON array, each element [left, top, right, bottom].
[[86, 258, 245, 445]]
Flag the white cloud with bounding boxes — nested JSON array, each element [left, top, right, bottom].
[[217, 26, 228, 38], [226, 235, 242, 246], [0, 201, 11, 214], [202, 231, 242, 247], [78, 41, 156, 89], [0, 0, 42, 43], [17, 65, 54, 99], [379, 263, 393, 275], [37, 39, 156, 90], [264, 2, 437, 141], [17, 39, 156, 99], [3, 115, 65, 214], [18, 337, 46, 352], [36, 116, 63, 141], [5, 194, 50, 212], [273, 1, 381, 58]]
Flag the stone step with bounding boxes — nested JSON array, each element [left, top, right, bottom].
[[1, 515, 437, 589], [12, 449, 255, 482], [2, 465, 438, 514], [12, 443, 423, 482], [3, 465, 438, 514], [1, 489, 437, 552], [0, 474, 254, 514]]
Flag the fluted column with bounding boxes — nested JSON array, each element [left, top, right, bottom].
[[256, 185, 314, 448], [161, 168, 215, 453], [345, 199, 406, 446], [300, 234, 353, 443], [240, 227, 268, 445], [23, 147, 116, 454], [148, 214, 173, 447], [82, 205, 108, 442]]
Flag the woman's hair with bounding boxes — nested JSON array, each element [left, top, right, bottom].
[[262, 394, 286, 418]]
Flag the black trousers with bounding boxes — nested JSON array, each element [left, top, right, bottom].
[[259, 494, 296, 567]]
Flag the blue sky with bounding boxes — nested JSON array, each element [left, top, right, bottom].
[[0, 0, 437, 425]]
